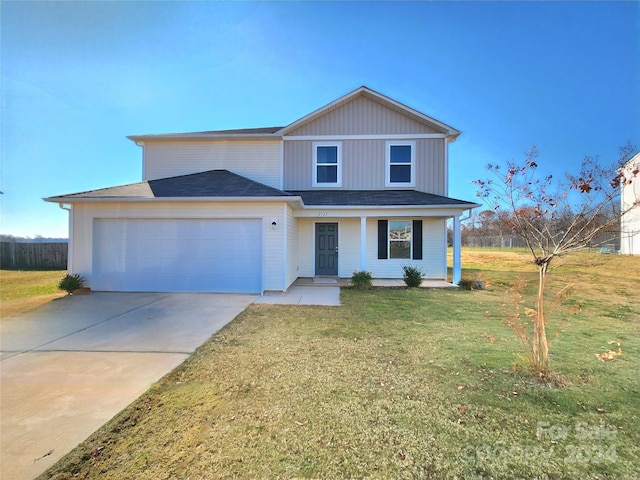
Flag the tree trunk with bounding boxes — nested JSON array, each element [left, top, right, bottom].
[[533, 263, 550, 375]]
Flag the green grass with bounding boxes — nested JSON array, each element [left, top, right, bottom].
[[40, 250, 640, 479], [0, 269, 67, 319]]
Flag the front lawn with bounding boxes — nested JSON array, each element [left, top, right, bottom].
[[0, 269, 67, 319], [41, 250, 639, 479]]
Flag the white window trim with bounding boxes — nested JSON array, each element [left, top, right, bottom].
[[313, 142, 342, 187], [385, 140, 416, 188], [388, 219, 412, 259]]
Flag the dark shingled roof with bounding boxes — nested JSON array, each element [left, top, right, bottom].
[[196, 126, 284, 135], [287, 190, 478, 207], [47, 170, 295, 200], [46, 171, 478, 209], [128, 127, 285, 141]]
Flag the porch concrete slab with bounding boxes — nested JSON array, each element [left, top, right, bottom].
[[0, 292, 256, 480], [372, 279, 456, 288], [292, 277, 455, 289], [255, 286, 340, 306]]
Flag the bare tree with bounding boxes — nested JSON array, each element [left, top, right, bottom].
[[474, 144, 638, 377]]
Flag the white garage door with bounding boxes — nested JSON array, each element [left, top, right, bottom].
[[93, 219, 262, 293]]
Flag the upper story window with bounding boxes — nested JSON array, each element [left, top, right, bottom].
[[313, 142, 342, 187], [386, 141, 415, 187]]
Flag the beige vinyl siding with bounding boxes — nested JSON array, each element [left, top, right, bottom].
[[297, 218, 314, 277], [70, 201, 287, 291], [285, 205, 298, 286], [620, 157, 640, 255], [286, 96, 439, 136], [421, 218, 447, 279], [337, 218, 361, 277], [365, 217, 447, 279], [621, 182, 640, 255], [284, 138, 445, 194], [143, 140, 282, 188]]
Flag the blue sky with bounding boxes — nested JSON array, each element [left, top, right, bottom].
[[1, 1, 639, 238]]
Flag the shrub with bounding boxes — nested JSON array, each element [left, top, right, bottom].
[[458, 276, 486, 290], [402, 266, 424, 288], [58, 273, 85, 294], [350, 271, 373, 290]]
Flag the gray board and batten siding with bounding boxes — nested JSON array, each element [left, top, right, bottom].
[[284, 95, 442, 136], [283, 138, 446, 193], [283, 94, 448, 193]]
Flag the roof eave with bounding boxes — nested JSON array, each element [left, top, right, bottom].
[[446, 131, 462, 143], [127, 133, 283, 143], [299, 203, 480, 210]]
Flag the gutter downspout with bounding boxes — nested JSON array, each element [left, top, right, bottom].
[[59, 203, 73, 273]]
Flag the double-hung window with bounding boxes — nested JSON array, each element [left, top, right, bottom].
[[386, 141, 415, 187], [388, 220, 412, 258], [377, 219, 423, 260], [313, 142, 341, 187]]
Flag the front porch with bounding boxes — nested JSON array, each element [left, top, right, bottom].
[[293, 215, 466, 284]]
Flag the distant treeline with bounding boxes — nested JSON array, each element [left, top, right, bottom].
[[0, 235, 68, 244]]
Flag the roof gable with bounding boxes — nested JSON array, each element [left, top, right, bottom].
[[127, 86, 459, 142], [282, 86, 460, 140]]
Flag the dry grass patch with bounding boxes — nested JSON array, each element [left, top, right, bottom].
[[0, 270, 66, 319]]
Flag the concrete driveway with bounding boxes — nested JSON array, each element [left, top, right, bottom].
[[0, 292, 256, 480]]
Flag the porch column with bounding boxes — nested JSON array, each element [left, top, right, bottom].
[[453, 215, 461, 285], [360, 216, 367, 271]]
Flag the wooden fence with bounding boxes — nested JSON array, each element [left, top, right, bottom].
[[0, 242, 68, 269]]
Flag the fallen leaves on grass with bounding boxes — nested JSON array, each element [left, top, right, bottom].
[[596, 341, 623, 362], [481, 333, 496, 343]]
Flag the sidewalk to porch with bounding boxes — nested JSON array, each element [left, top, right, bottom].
[[255, 285, 340, 306], [255, 277, 455, 307]]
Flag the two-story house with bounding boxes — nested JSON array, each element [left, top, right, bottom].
[[46, 86, 479, 293]]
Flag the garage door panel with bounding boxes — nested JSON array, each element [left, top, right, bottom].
[[93, 219, 262, 293]]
